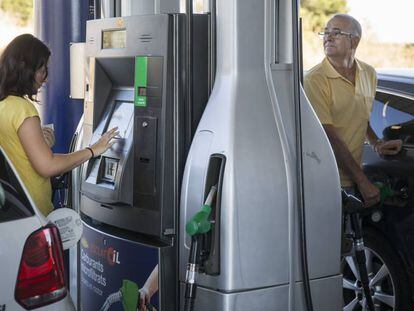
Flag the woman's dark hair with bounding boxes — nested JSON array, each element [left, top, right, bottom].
[[0, 34, 51, 101]]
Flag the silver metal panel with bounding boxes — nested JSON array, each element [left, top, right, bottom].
[[267, 0, 342, 293], [178, 275, 341, 311], [85, 15, 170, 58], [277, 0, 293, 64], [180, 1, 342, 310], [101, 0, 120, 18], [270, 65, 295, 151], [69, 117, 84, 310], [120, 0, 183, 16], [121, 0, 155, 16], [69, 245, 79, 310], [155, 0, 180, 14], [180, 0, 291, 291], [295, 275, 343, 311], [300, 87, 342, 279], [179, 275, 341, 311], [179, 283, 289, 311], [69, 43, 85, 99]]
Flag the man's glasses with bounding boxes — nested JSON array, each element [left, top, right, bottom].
[[318, 29, 353, 39]]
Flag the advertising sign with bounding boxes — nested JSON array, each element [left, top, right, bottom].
[[80, 223, 159, 311]]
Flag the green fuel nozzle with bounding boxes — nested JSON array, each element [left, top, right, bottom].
[[99, 279, 153, 311], [99, 279, 138, 311], [184, 185, 218, 311], [374, 182, 394, 204], [186, 204, 212, 236], [120, 279, 139, 311], [185, 185, 217, 236]]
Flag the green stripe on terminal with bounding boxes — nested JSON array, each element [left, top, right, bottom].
[[134, 56, 148, 107]]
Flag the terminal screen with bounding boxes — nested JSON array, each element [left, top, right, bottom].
[[102, 29, 126, 49], [104, 101, 134, 139]]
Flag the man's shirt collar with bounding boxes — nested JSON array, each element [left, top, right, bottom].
[[321, 57, 364, 79]]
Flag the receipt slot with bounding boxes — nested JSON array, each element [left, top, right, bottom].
[[79, 14, 208, 244]]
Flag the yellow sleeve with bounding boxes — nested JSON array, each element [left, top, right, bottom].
[[11, 98, 40, 132], [304, 74, 333, 125], [372, 70, 378, 98]]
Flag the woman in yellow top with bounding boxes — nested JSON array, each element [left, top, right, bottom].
[[0, 34, 118, 216]]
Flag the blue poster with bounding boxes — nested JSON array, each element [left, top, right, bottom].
[[80, 223, 159, 311]]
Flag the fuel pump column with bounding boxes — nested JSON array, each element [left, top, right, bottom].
[[75, 13, 208, 310], [81, 15, 184, 242]]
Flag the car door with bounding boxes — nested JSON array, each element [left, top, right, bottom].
[[363, 87, 414, 177], [359, 83, 414, 310], [0, 147, 45, 309]]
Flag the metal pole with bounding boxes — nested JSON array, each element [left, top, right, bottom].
[[291, 0, 313, 309], [186, 0, 194, 145], [208, 0, 216, 94]]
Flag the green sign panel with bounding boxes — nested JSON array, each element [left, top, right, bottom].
[[134, 56, 148, 107]]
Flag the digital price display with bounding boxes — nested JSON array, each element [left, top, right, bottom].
[[102, 29, 126, 49]]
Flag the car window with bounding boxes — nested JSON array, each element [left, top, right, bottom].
[[0, 150, 34, 223], [370, 91, 414, 141]]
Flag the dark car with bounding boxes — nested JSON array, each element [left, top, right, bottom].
[[342, 70, 414, 311]]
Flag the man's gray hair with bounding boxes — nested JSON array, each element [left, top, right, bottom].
[[332, 14, 362, 38]]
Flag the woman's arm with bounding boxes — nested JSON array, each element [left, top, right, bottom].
[[18, 116, 117, 178]]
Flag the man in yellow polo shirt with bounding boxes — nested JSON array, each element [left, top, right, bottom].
[[304, 14, 402, 207]]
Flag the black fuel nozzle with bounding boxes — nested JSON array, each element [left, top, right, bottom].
[[342, 190, 375, 311], [184, 235, 201, 311], [341, 190, 365, 214]]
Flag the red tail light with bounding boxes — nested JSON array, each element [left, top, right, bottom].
[[15, 224, 67, 309]]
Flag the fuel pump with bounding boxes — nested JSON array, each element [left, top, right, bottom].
[[70, 3, 210, 309], [68, 0, 345, 310], [178, 0, 343, 310]]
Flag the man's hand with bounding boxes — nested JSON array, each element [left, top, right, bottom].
[[375, 139, 403, 156], [42, 126, 55, 148], [357, 178, 380, 207]]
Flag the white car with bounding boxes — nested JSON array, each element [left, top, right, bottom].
[[0, 146, 75, 310]]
